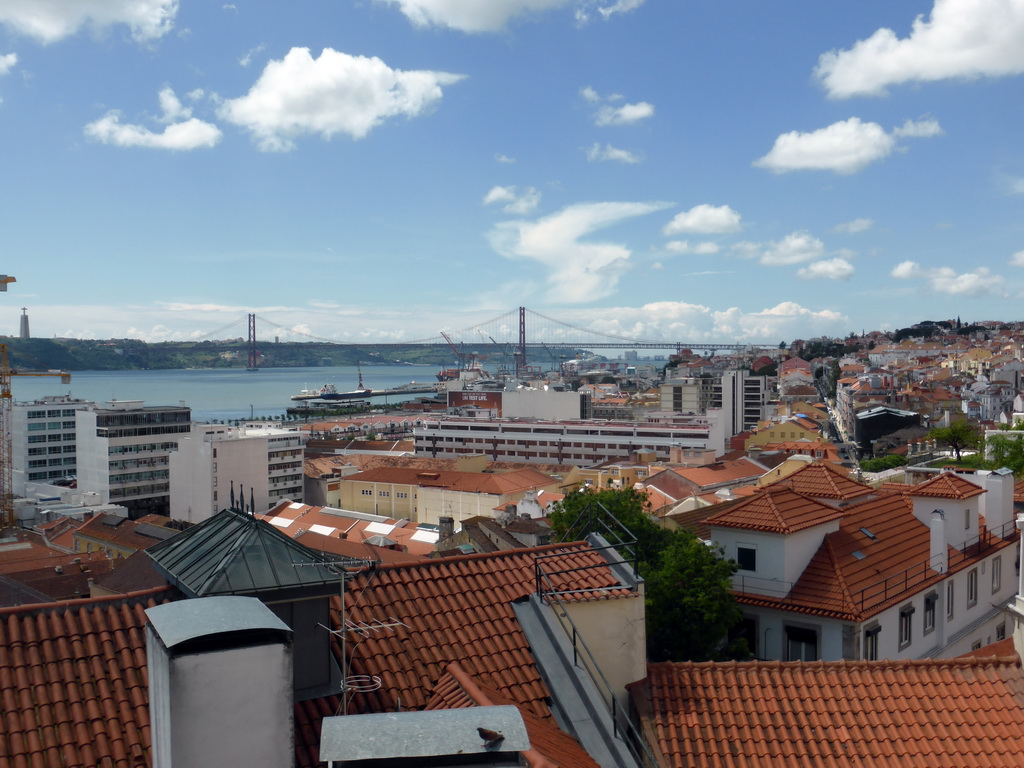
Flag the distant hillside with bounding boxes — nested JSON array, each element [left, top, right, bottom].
[[0, 337, 498, 372]]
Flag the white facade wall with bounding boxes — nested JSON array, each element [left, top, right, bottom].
[[11, 395, 93, 496], [714, 522, 839, 598], [169, 424, 306, 524], [75, 401, 191, 518]]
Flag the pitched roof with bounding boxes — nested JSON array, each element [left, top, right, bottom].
[[906, 471, 985, 500], [0, 587, 173, 768], [341, 542, 631, 719], [769, 461, 875, 501], [704, 487, 843, 534], [631, 658, 1024, 768], [343, 466, 558, 495], [147, 508, 342, 597]]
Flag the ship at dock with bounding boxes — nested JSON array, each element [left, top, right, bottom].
[[290, 366, 372, 401]]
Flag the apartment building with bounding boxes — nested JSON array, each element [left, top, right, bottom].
[[75, 400, 191, 518], [661, 370, 770, 445], [708, 464, 1018, 662], [414, 411, 724, 466], [169, 423, 306, 523], [11, 395, 94, 495]]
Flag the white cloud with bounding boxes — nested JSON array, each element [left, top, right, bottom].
[[663, 204, 741, 235], [488, 200, 672, 303], [585, 142, 640, 163], [754, 117, 941, 174], [594, 101, 653, 126], [665, 241, 720, 255], [580, 86, 600, 103], [0, 53, 16, 76], [0, 0, 178, 43], [239, 44, 265, 67], [495, 154, 516, 164], [84, 87, 220, 150], [218, 47, 464, 152], [1010, 250, 1024, 267], [890, 260, 1006, 296], [594, 0, 644, 20], [734, 232, 826, 266], [797, 258, 855, 280], [832, 217, 874, 234], [483, 185, 541, 214], [381, 0, 572, 32], [816, 0, 1024, 99]]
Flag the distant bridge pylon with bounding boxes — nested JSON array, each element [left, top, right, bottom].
[[202, 307, 758, 376]]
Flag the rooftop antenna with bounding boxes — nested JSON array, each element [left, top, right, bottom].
[[230, 480, 236, 510], [303, 558, 407, 715]]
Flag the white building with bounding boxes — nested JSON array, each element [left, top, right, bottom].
[[75, 400, 192, 518], [11, 394, 94, 495], [414, 411, 724, 465], [169, 423, 307, 524], [660, 370, 770, 447], [708, 464, 1018, 661]]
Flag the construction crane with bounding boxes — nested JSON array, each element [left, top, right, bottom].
[[0, 344, 71, 532]]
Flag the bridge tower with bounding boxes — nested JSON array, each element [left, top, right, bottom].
[[516, 306, 527, 378], [247, 313, 259, 371]]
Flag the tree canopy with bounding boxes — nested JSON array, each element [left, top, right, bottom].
[[549, 486, 741, 662], [929, 420, 979, 460]]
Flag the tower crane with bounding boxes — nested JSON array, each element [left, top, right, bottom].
[[0, 342, 71, 532]]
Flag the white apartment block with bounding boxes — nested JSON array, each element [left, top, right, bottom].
[[11, 395, 94, 495], [75, 400, 191, 519], [661, 370, 770, 446], [169, 423, 306, 524], [414, 412, 724, 465], [709, 465, 1018, 662]]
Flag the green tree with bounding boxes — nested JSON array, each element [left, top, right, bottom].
[[550, 487, 740, 661], [986, 433, 1024, 475], [930, 420, 979, 460]]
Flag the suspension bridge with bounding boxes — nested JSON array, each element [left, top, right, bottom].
[[199, 307, 760, 374]]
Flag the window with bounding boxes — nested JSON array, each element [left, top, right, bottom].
[[864, 625, 880, 661], [899, 606, 914, 649], [971, 640, 983, 651], [967, 569, 978, 607], [992, 556, 1002, 593], [360, 489, 372, 496], [379, 491, 389, 497], [946, 580, 955, 620], [736, 545, 756, 572], [785, 626, 818, 661], [924, 593, 937, 634], [997, 622, 1007, 641], [964, 508, 970, 530]]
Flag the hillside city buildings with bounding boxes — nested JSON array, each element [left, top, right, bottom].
[[10, 322, 1024, 764]]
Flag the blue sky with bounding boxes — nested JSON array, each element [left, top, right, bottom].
[[1, 0, 1023, 346]]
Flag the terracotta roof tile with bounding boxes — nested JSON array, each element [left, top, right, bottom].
[[907, 472, 985, 500], [705, 487, 844, 534], [340, 542, 627, 719], [769, 462, 875, 501], [631, 658, 1024, 768]]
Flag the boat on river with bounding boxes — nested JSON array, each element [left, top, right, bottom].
[[290, 366, 372, 401]]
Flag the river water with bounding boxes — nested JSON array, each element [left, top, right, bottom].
[[11, 365, 438, 422]]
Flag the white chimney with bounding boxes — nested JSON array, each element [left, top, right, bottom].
[[930, 509, 947, 573], [146, 596, 294, 768]]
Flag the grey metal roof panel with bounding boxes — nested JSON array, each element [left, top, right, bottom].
[[146, 595, 291, 650], [146, 508, 346, 597]]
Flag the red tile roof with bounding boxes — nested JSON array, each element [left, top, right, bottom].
[[704, 487, 844, 534], [340, 543, 630, 720], [769, 461, 875, 501], [631, 657, 1024, 768], [0, 587, 173, 768], [907, 471, 985, 500]]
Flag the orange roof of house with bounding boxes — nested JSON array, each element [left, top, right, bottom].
[[906, 471, 985, 500], [631, 657, 1024, 768], [769, 461, 875, 501], [673, 458, 765, 490], [341, 542, 632, 719], [704, 486, 844, 534]]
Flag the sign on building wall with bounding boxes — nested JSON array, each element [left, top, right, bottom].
[[448, 391, 503, 416]]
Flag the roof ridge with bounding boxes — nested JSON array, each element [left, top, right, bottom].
[[367, 540, 589, 572], [649, 655, 1023, 671], [821, 536, 860, 618], [0, 584, 174, 618]]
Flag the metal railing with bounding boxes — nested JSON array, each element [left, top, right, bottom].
[[855, 519, 1018, 611], [534, 541, 656, 768]]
